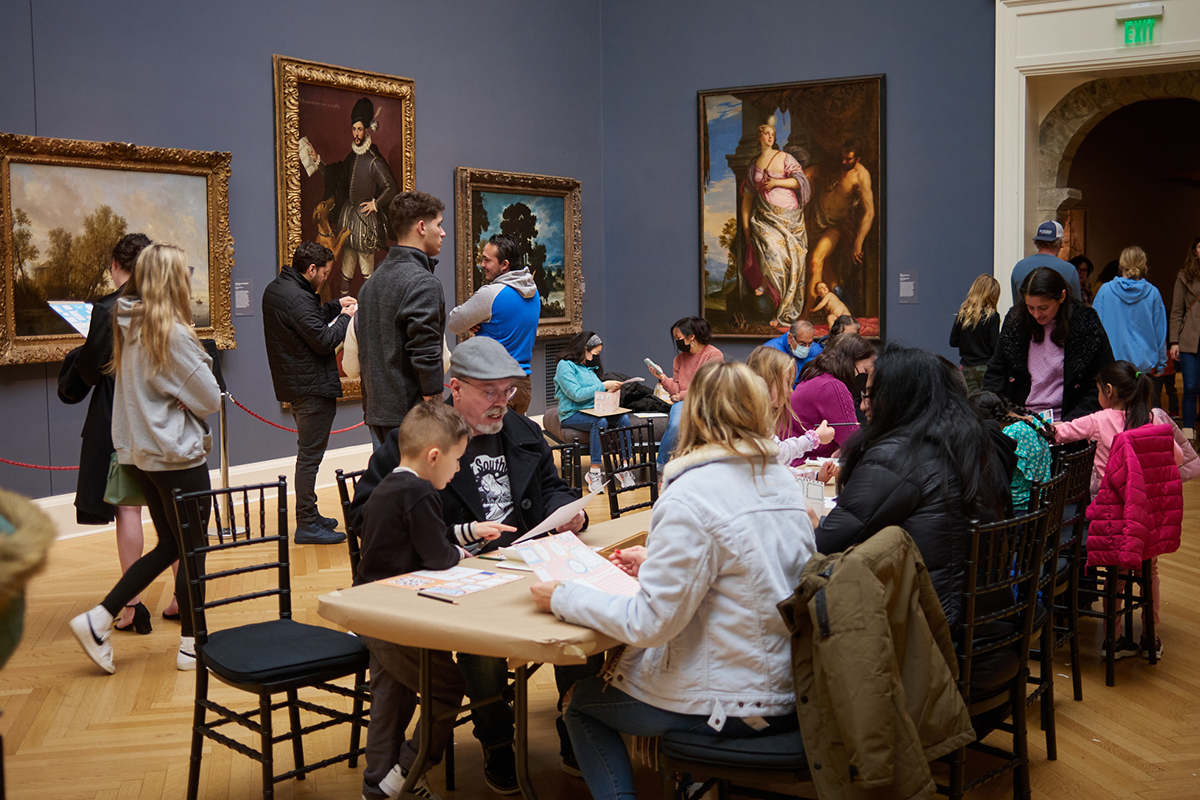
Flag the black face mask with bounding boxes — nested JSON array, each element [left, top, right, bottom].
[[675, 338, 691, 353]]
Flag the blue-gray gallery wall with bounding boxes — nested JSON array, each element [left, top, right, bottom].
[[0, 0, 605, 500], [603, 0, 998, 372], [0, 0, 996, 501]]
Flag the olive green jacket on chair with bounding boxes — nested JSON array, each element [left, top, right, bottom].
[[777, 527, 974, 800]]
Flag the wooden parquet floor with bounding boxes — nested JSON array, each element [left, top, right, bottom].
[[3, 481, 1200, 799]]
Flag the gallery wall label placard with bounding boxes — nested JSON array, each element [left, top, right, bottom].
[[898, 271, 918, 305], [234, 281, 254, 317]]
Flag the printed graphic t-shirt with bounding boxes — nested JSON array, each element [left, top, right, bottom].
[[463, 433, 516, 527]]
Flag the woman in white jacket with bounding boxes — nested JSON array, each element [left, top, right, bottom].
[[531, 361, 816, 800], [69, 244, 221, 675]]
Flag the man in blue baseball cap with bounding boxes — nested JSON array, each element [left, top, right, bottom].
[[1010, 220, 1082, 303]]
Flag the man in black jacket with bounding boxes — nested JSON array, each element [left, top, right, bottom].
[[349, 336, 592, 792], [263, 241, 356, 544]]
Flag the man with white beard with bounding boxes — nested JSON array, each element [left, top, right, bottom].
[[346, 335, 591, 792]]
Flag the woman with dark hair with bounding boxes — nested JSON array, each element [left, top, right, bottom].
[[1069, 255, 1095, 306], [983, 266, 1113, 422], [1168, 236, 1200, 440], [968, 391, 1053, 512], [786, 333, 875, 458], [648, 316, 724, 472], [818, 344, 1010, 627], [554, 331, 631, 492]]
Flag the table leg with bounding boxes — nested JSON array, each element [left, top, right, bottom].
[[400, 647, 433, 798], [514, 663, 539, 800]]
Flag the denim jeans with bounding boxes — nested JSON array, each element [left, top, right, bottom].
[[1180, 353, 1200, 428], [563, 678, 799, 800], [560, 411, 631, 466], [456, 653, 601, 754], [656, 402, 684, 469], [289, 395, 337, 525]]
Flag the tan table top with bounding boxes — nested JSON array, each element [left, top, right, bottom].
[[317, 511, 652, 666]]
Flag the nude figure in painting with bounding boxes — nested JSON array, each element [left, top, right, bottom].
[[804, 138, 874, 316]]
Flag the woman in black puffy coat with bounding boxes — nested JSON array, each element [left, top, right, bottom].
[[816, 343, 1010, 627]]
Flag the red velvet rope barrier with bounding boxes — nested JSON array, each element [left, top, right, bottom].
[[1, 394, 365, 471]]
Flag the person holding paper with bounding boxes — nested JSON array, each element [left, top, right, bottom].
[[356, 401, 511, 800], [554, 331, 632, 493], [649, 316, 724, 474], [348, 335, 595, 793], [531, 361, 816, 800]]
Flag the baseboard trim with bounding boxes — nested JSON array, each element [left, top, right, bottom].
[[37, 442, 375, 541]]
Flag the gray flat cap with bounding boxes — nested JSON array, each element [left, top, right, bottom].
[[449, 336, 526, 381]]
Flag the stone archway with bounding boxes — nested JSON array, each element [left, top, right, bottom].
[[1038, 70, 1200, 223]]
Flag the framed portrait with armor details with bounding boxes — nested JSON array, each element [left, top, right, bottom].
[[699, 75, 884, 340], [273, 55, 415, 397]]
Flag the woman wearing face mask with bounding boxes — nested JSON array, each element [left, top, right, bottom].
[[983, 266, 1113, 422], [648, 317, 724, 473], [787, 333, 876, 459], [555, 331, 632, 493]]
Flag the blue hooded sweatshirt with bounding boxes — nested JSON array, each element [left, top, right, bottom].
[[1092, 277, 1167, 372]]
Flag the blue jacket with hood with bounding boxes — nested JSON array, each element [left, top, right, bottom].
[[1093, 277, 1167, 372]]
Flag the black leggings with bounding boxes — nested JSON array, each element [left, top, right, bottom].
[[101, 464, 210, 636]]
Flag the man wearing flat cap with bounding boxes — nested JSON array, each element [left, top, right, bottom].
[[348, 336, 593, 792]]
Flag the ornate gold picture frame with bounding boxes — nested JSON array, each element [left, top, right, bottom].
[[273, 55, 415, 399], [0, 132, 234, 365], [454, 167, 583, 339]]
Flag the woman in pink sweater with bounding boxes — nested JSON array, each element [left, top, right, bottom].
[[1054, 360, 1199, 659], [650, 317, 723, 470], [787, 334, 876, 459]]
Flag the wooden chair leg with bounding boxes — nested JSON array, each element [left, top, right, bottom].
[[444, 732, 456, 790], [1141, 559, 1157, 666], [1039, 621, 1057, 760], [286, 689, 305, 780], [260, 694, 275, 799], [1067, 567, 1084, 701], [350, 670, 366, 769], [187, 668, 207, 800], [1105, 567, 1117, 687], [1012, 669, 1032, 800]]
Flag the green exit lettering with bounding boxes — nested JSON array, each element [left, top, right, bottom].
[[1124, 17, 1156, 45]]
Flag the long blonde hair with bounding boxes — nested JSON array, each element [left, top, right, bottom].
[[111, 243, 198, 375], [955, 274, 1000, 328], [747, 346, 797, 438], [674, 361, 774, 469]]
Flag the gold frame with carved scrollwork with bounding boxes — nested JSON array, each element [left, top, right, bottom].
[[454, 167, 583, 339], [0, 132, 234, 365], [273, 55, 415, 400]]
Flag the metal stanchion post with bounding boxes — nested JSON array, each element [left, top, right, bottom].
[[214, 391, 243, 540]]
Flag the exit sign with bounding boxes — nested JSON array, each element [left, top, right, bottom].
[[1116, 3, 1163, 46], [1124, 17, 1156, 44]]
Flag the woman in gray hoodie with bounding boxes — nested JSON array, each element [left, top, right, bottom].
[[69, 243, 221, 674]]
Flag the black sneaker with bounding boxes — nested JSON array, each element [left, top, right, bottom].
[[1100, 635, 1139, 660], [319, 512, 340, 530], [555, 716, 582, 777], [482, 742, 520, 795], [1139, 636, 1163, 660], [294, 522, 347, 545]]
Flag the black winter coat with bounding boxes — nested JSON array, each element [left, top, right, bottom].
[[348, 410, 584, 551], [262, 267, 350, 402], [57, 290, 120, 525], [816, 436, 1002, 628], [982, 301, 1113, 421]]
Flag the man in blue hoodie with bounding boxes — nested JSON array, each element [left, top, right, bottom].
[[447, 233, 541, 413], [1092, 244, 1167, 374]]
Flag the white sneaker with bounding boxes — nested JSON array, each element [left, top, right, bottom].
[[379, 763, 441, 799], [617, 469, 635, 490], [585, 469, 604, 494], [69, 605, 115, 674], [177, 635, 197, 671]]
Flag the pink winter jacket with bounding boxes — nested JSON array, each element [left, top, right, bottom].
[[1085, 424, 1182, 569], [1055, 408, 1197, 496]]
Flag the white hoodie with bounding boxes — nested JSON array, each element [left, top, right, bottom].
[[111, 297, 221, 472]]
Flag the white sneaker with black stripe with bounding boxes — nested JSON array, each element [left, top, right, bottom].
[[177, 635, 197, 671], [69, 605, 115, 674], [378, 763, 441, 799]]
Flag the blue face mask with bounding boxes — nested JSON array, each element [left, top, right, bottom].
[[792, 343, 810, 359]]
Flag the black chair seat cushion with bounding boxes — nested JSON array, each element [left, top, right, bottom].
[[203, 618, 368, 685], [662, 728, 806, 770]]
